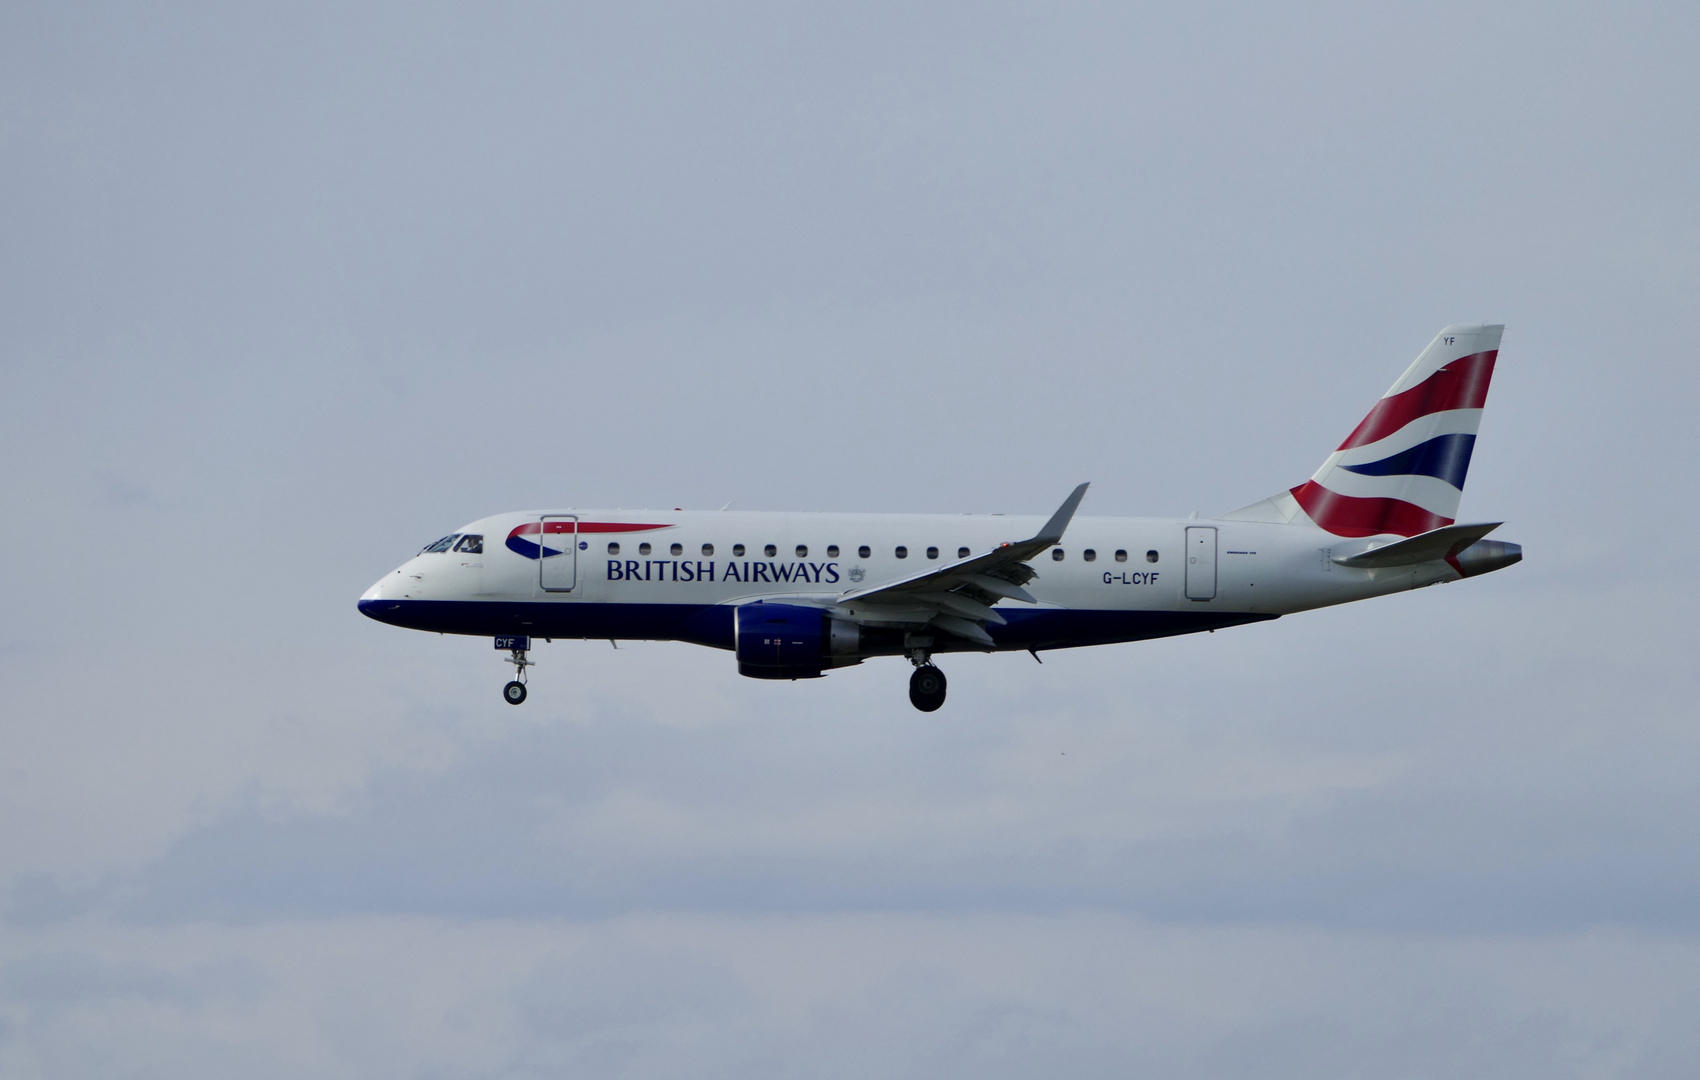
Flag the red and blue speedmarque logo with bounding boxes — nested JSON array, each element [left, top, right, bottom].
[[505, 521, 671, 560]]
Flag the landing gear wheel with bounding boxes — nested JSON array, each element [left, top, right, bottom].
[[500, 643, 534, 704], [908, 665, 947, 712]]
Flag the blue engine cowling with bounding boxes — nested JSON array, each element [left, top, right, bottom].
[[734, 602, 841, 679]]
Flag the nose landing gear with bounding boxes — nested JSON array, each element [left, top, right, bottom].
[[907, 648, 947, 712], [496, 635, 533, 705]]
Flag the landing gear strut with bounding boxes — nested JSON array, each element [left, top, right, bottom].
[[502, 645, 533, 705], [908, 651, 947, 712]]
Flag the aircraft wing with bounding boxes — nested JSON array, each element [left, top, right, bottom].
[[832, 483, 1089, 647]]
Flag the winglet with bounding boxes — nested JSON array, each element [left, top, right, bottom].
[[1034, 483, 1090, 544]]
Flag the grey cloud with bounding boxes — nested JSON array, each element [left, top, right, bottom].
[[1, 913, 1697, 1079], [52, 588, 1697, 932], [0, 951, 262, 1011], [4, 876, 100, 927], [509, 939, 750, 1078]]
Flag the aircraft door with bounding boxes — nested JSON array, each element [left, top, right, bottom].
[[1185, 526, 1217, 601], [539, 515, 578, 592]]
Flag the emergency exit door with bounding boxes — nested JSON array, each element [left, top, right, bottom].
[[1185, 526, 1217, 601], [539, 515, 578, 592]]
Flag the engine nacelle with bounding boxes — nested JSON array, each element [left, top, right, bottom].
[[734, 602, 860, 680]]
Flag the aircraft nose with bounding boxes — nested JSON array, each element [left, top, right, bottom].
[[358, 570, 406, 623]]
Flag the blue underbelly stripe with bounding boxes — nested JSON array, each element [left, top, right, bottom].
[[356, 599, 1276, 652]]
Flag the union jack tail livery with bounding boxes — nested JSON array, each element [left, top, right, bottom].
[[1230, 324, 1502, 537]]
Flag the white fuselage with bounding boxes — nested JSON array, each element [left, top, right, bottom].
[[359, 508, 1461, 651]]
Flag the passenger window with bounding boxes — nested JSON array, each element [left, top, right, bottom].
[[764, 544, 777, 557], [858, 545, 871, 558], [702, 543, 715, 556], [827, 545, 840, 558], [958, 547, 970, 559], [926, 546, 939, 560], [608, 542, 621, 555], [639, 542, 652, 556], [734, 544, 746, 557], [1115, 549, 1127, 562], [454, 535, 483, 554], [1083, 548, 1096, 562], [1147, 550, 1159, 563], [895, 546, 908, 559], [423, 535, 458, 554], [1052, 548, 1065, 561], [796, 545, 808, 558], [670, 543, 683, 556]]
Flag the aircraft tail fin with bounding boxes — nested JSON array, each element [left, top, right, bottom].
[[1224, 324, 1503, 537]]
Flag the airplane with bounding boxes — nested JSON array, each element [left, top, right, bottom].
[[359, 324, 1521, 711]]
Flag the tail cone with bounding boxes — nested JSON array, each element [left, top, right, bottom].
[[1451, 539, 1521, 578]]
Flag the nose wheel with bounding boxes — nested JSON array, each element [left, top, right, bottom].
[[501, 644, 534, 705], [908, 663, 947, 712]]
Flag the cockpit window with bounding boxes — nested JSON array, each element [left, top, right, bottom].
[[454, 534, 483, 554], [422, 535, 458, 554]]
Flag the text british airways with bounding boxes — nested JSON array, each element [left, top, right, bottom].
[[607, 560, 841, 584]]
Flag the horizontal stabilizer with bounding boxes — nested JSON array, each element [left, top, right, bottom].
[[1332, 522, 1501, 568]]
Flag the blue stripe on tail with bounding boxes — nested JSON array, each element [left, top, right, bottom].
[[1340, 433, 1476, 490]]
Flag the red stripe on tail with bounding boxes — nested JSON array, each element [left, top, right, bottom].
[[1291, 481, 1453, 538], [1338, 351, 1497, 450]]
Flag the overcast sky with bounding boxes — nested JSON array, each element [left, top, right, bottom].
[[3, 2, 1699, 1077]]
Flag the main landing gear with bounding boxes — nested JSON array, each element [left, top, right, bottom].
[[908, 648, 947, 712]]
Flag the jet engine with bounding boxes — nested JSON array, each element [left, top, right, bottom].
[[733, 602, 861, 679]]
